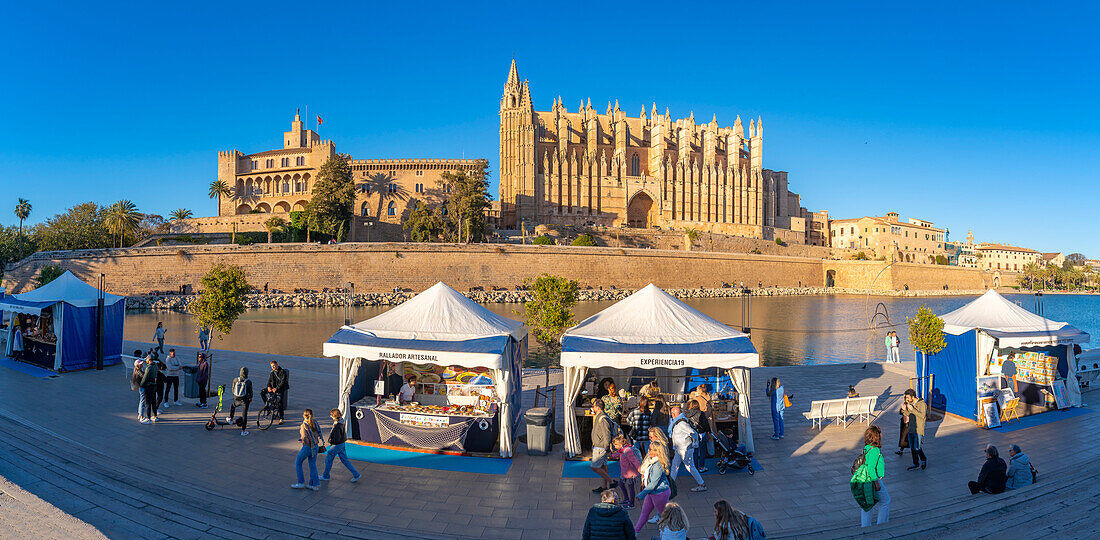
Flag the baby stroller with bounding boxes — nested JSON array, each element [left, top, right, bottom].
[[714, 429, 754, 475]]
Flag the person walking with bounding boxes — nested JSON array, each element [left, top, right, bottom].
[[130, 351, 147, 422], [654, 502, 689, 540], [851, 425, 889, 527], [589, 400, 618, 494], [684, 400, 709, 472], [765, 377, 790, 439], [263, 361, 290, 424], [194, 353, 210, 408], [198, 325, 210, 351], [609, 436, 641, 509], [582, 490, 636, 540], [884, 332, 893, 363], [1005, 444, 1034, 490], [634, 438, 672, 534], [890, 332, 901, 363], [11, 325, 24, 361], [162, 349, 183, 407], [291, 409, 323, 491], [711, 500, 766, 540], [138, 353, 160, 424], [626, 396, 652, 455], [668, 406, 706, 492], [900, 389, 928, 470], [153, 322, 166, 354], [226, 367, 252, 436], [968, 445, 1008, 494], [320, 408, 361, 483]]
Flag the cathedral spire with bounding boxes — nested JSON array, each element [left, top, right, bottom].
[[651, 102, 657, 120], [507, 58, 519, 87]]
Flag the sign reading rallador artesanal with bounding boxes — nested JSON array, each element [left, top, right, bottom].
[[400, 413, 449, 428]]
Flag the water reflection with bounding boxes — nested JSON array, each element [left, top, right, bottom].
[[124, 293, 1100, 366]]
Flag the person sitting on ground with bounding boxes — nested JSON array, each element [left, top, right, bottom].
[[710, 499, 766, 540], [589, 399, 618, 494], [609, 435, 642, 509], [848, 385, 860, 398], [226, 367, 253, 436], [1005, 443, 1034, 490], [968, 444, 1008, 494], [655, 501, 689, 540], [582, 489, 636, 540]]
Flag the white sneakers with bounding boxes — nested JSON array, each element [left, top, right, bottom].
[[150, 416, 159, 422], [174, 401, 182, 406], [290, 483, 305, 489], [241, 431, 249, 437], [308, 485, 319, 491], [163, 402, 170, 409], [139, 418, 151, 424], [224, 416, 233, 424], [350, 475, 360, 483], [647, 515, 660, 524]]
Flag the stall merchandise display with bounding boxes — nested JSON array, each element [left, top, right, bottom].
[[379, 402, 490, 418], [1012, 352, 1058, 385]]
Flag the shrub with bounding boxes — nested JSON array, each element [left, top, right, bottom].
[[571, 234, 597, 246], [775, 238, 787, 247], [853, 251, 870, 260], [532, 235, 555, 245]]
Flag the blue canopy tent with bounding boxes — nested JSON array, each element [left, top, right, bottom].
[[1, 271, 125, 372], [323, 282, 527, 457], [922, 290, 1089, 421], [560, 284, 759, 456]]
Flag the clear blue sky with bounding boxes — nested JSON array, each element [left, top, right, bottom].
[[3, 2, 1098, 255]]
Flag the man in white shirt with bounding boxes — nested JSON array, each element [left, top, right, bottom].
[[668, 406, 706, 492], [398, 375, 418, 403]]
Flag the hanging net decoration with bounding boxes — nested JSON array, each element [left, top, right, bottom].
[[375, 412, 473, 451]]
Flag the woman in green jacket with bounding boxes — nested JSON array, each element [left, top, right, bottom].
[[851, 425, 889, 527]]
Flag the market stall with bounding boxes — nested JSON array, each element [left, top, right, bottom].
[[922, 289, 1089, 425], [323, 282, 526, 457], [1, 271, 125, 372], [559, 284, 759, 457]]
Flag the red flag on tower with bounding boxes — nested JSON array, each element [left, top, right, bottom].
[[317, 115, 323, 126]]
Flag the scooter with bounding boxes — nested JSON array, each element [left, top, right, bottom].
[[204, 385, 240, 430]]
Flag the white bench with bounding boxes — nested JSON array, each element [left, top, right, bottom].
[[803, 397, 877, 430]]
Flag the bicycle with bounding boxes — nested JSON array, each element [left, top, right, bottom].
[[256, 390, 283, 430]]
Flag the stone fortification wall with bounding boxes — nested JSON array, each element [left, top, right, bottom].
[[533, 226, 852, 259], [3, 243, 994, 297]]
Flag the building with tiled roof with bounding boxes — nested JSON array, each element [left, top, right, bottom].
[[975, 242, 1042, 272], [829, 212, 948, 264]]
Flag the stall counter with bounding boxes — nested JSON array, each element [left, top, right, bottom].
[[350, 400, 499, 454]]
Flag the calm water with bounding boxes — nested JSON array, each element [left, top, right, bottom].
[[123, 293, 1100, 366]]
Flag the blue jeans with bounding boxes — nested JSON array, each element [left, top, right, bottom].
[[295, 445, 319, 486], [772, 408, 784, 437], [634, 440, 649, 455], [138, 387, 147, 418], [693, 433, 707, 468], [322, 443, 359, 479]]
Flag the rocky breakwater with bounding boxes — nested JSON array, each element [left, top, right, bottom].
[[126, 286, 989, 312]]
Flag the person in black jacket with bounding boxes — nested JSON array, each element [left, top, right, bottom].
[[582, 490, 636, 540], [320, 408, 361, 482], [263, 361, 290, 424], [226, 367, 253, 436], [968, 444, 1008, 494]]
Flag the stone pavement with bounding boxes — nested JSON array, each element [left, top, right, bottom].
[[0, 341, 1096, 539]]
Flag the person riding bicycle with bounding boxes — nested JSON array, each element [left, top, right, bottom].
[[227, 367, 253, 436], [263, 361, 290, 425]]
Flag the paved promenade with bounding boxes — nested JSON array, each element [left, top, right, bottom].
[[0, 341, 1096, 539]]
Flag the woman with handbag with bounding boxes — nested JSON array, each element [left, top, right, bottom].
[[291, 409, 324, 491], [851, 425, 889, 527], [633, 437, 672, 534], [320, 408, 361, 483], [766, 377, 792, 439]]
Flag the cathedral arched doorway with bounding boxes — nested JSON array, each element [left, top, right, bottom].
[[627, 192, 654, 228]]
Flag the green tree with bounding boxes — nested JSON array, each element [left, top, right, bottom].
[[402, 202, 443, 242], [684, 228, 701, 250], [14, 198, 31, 259], [209, 180, 232, 213], [264, 216, 287, 243], [0, 226, 30, 274], [571, 234, 597, 246], [440, 163, 492, 243], [136, 214, 170, 240], [170, 208, 193, 222], [521, 274, 579, 369], [775, 238, 787, 247], [908, 304, 946, 404], [310, 157, 356, 238], [189, 264, 252, 339], [1066, 253, 1087, 267], [104, 200, 141, 247], [532, 234, 555, 245], [32, 203, 112, 251], [33, 265, 65, 288]]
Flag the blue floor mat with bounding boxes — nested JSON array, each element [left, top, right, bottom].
[[343, 443, 513, 475], [990, 407, 1093, 433], [562, 456, 762, 478], [0, 357, 57, 378]]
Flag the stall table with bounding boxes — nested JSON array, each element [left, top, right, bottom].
[[351, 399, 499, 454], [21, 336, 56, 370]]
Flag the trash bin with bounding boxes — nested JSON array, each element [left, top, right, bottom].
[[181, 365, 199, 398], [525, 407, 553, 456]]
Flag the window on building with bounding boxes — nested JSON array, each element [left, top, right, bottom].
[[630, 154, 640, 176], [414, 183, 423, 193], [266, 159, 274, 168], [295, 181, 302, 192], [388, 183, 397, 193], [282, 182, 289, 192], [441, 205, 448, 216], [387, 201, 396, 216], [251, 160, 258, 169], [361, 203, 369, 217], [416, 170, 424, 177], [364, 184, 372, 194], [296, 156, 305, 166]]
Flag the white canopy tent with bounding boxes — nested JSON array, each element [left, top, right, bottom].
[[926, 289, 1089, 415], [323, 282, 527, 457], [560, 284, 759, 456]]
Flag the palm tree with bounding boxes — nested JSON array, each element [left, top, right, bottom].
[[170, 208, 193, 222], [13, 198, 31, 258], [208, 180, 232, 213], [105, 200, 141, 247], [264, 216, 287, 243], [684, 228, 701, 251]]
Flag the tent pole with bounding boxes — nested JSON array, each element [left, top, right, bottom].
[[96, 274, 105, 370]]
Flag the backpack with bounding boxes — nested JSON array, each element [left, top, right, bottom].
[[233, 378, 248, 399], [851, 448, 867, 475], [671, 417, 700, 446]]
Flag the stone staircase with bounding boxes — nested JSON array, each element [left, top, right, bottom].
[[775, 458, 1100, 539]]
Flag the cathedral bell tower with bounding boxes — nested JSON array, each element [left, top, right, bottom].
[[499, 59, 536, 228]]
